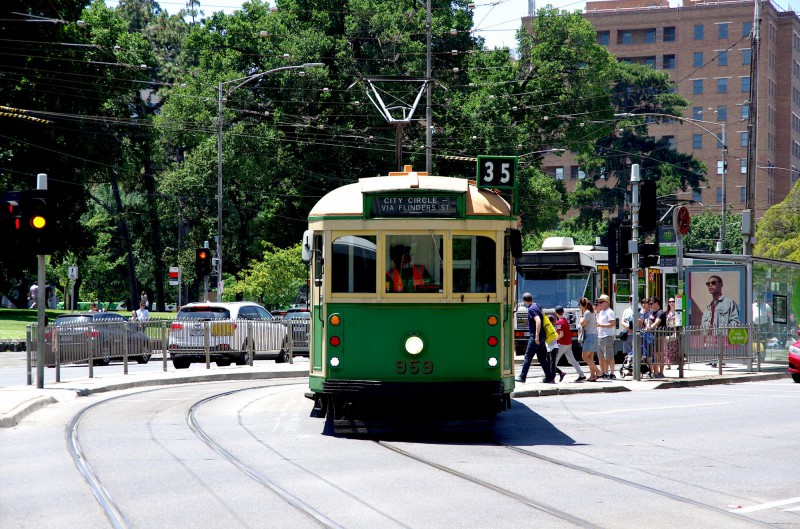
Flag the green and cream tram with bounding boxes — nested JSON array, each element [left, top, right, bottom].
[[302, 166, 519, 419]]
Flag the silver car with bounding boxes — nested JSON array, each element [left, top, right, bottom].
[[168, 301, 288, 368], [283, 308, 310, 356]]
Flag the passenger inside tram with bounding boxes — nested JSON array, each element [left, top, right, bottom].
[[385, 244, 435, 292]]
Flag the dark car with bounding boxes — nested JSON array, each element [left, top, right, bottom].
[[283, 308, 310, 356], [46, 313, 152, 366]]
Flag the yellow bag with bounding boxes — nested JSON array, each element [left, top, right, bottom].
[[543, 315, 559, 344]]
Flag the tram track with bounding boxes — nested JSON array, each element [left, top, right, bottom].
[[496, 442, 777, 528], [375, 440, 601, 529], [67, 380, 343, 529]]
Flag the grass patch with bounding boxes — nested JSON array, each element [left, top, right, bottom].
[[0, 308, 175, 340]]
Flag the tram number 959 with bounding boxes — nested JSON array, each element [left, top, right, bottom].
[[395, 359, 434, 375]]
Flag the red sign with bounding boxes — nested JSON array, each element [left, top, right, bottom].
[[676, 206, 691, 235], [169, 270, 179, 279]]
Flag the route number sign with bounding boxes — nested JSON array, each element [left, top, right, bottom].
[[476, 156, 517, 190]]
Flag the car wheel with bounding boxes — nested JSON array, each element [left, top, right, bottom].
[[275, 349, 289, 364], [94, 344, 111, 366], [216, 359, 232, 367], [236, 347, 250, 366], [172, 357, 190, 369], [136, 342, 151, 364], [792, 374, 800, 383]]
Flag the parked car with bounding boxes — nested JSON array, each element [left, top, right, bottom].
[[167, 301, 288, 369], [283, 307, 310, 356], [789, 330, 800, 383], [46, 312, 152, 366]]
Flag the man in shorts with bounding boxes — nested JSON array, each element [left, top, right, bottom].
[[595, 294, 617, 379]]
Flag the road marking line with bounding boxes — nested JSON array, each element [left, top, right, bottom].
[[732, 497, 800, 513], [694, 393, 800, 399], [587, 402, 730, 415], [783, 506, 800, 512]]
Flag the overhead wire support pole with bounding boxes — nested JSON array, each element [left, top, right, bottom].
[[743, 0, 762, 257], [425, 0, 433, 175], [630, 164, 641, 381]]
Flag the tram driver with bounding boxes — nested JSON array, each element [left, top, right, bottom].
[[386, 245, 434, 293]]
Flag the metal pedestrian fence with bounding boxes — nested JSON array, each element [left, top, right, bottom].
[[27, 317, 308, 386]]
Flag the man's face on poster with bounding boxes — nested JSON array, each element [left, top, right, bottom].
[[706, 276, 723, 296]]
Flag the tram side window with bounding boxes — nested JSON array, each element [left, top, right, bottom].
[[452, 236, 496, 293], [385, 235, 443, 293], [331, 236, 376, 293]]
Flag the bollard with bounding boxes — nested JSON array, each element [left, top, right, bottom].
[[26, 325, 32, 386], [204, 321, 210, 369], [88, 324, 94, 379], [123, 324, 129, 375], [247, 322, 254, 367], [54, 325, 60, 383], [162, 321, 168, 372], [288, 321, 294, 364]]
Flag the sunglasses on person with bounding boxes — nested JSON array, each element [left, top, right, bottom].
[[705, 281, 719, 286], [669, 299, 675, 303]]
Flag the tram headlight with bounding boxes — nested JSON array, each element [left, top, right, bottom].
[[404, 335, 424, 355], [330, 356, 340, 367], [488, 357, 498, 367]]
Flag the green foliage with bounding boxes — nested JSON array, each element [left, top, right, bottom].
[[525, 217, 607, 251], [683, 210, 742, 253], [228, 243, 307, 308], [756, 181, 800, 261]]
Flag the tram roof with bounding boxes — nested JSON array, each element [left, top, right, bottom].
[[309, 170, 512, 218]]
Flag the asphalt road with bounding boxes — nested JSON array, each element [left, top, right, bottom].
[[1, 378, 797, 528]]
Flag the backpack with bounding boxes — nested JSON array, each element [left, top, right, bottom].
[[543, 316, 558, 344]]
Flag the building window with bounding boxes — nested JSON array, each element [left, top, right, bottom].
[[717, 105, 727, 122], [741, 104, 749, 120], [740, 187, 746, 203], [693, 51, 704, 67], [717, 160, 724, 175], [555, 167, 564, 180], [663, 135, 676, 147], [664, 27, 676, 42], [663, 54, 676, 69], [693, 190, 703, 203], [693, 134, 703, 149], [742, 49, 751, 65], [741, 159, 747, 174], [644, 56, 656, 68], [598, 31, 610, 46], [792, 166, 799, 183], [621, 31, 633, 44], [741, 77, 750, 92], [693, 106, 703, 120], [718, 50, 728, 66], [693, 79, 703, 94], [716, 187, 723, 204], [743, 21, 753, 37], [718, 23, 729, 39], [740, 131, 748, 147], [570, 166, 580, 179], [645, 29, 656, 43], [694, 24, 704, 40], [717, 78, 728, 93]]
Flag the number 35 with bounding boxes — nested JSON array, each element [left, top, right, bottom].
[[483, 161, 511, 184]]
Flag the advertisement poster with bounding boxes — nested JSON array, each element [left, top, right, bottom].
[[685, 265, 746, 328]]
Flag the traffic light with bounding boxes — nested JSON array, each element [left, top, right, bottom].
[[607, 220, 632, 275], [21, 190, 51, 254], [1, 191, 22, 242], [639, 180, 658, 233], [639, 242, 660, 268], [195, 248, 211, 276]]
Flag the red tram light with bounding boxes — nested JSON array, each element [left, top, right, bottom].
[[487, 336, 498, 347], [330, 336, 340, 347]]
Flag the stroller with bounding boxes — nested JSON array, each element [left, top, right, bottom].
[[619, 332, 652, 378]]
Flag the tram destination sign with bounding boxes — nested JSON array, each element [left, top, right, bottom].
[[369, 195, 459, 218]]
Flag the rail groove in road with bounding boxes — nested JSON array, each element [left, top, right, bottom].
[[187, 385, 344, 529], [376, 440, 600, 529], [498, 442, 777, 528]]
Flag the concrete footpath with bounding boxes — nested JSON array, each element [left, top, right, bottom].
[[0, 357, 790, 428]]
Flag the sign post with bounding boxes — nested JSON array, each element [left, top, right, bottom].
[[673, 205, 690, 378], [169, 267, 181, 309]]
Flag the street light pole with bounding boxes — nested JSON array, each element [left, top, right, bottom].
[[216, 62, 324, 301]]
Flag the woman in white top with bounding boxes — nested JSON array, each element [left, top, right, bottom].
[[579, 297, 602, 382]]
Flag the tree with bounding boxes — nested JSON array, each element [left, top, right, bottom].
[[683, 210, 742, 254], [228, 243, 307, 308], [755, 180, 800, 261], [573, 62, 706, 225]]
